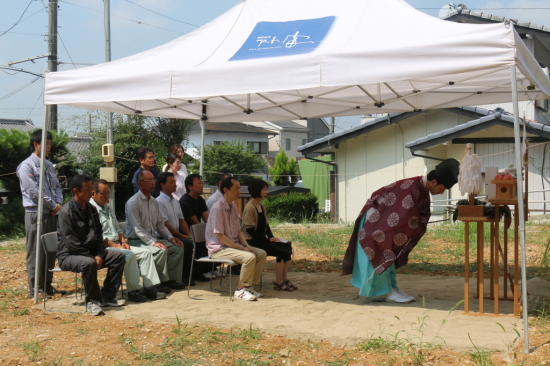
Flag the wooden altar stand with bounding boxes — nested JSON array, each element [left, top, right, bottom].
[[460, 191, 521, 317]]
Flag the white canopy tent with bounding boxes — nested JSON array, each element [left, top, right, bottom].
[[41, 0, 550, 350]]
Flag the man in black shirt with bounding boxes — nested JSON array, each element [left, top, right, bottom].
[[178, 173, 212, 280], [57, 174, 126, 316], [179, 174, 209, 227]]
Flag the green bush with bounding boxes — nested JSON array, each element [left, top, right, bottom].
[[0, 197, 25, 238], [263, 192, 318, 223]]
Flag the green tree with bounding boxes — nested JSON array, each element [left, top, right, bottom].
[[79, 114, 169, 219], [199, 141, 266, 185], [0, 129, 75, 236], [0, 129, 76, 194], [143, 117, 195, 149], [269, 150, 299, 186]]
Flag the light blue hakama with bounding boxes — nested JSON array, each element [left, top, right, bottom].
[[350, 213, 398, 297]]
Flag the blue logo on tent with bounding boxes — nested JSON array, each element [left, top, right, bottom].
[[230, 16, 335, 61]]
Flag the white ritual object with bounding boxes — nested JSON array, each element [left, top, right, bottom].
[[325, 199, 331, 212], [458, 143, 483, 196]]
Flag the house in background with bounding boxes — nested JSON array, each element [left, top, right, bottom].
[[244, 118, 330, 158], [298, 107, 550, 222], [186, 121, 276, 178], [0, 118, 35, 132]]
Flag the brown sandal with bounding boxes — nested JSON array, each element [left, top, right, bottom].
[[285, 280, 298, 291], [273, 281, 294, 291]]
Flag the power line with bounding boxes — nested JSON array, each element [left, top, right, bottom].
[[57, 32, 76, 70], [122, 0, 199, 28], [0, 76, 41, 103], [27, 90, 44, 120], [0, 0, 34, 37], [59, 0, 185, 35]]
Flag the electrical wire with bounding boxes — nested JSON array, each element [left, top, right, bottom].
[[59, 0, 185, 35], [0, 0, 34, 37], [0, 76, 41, 103], [57, 32, 77, 70], [122, 0, 199, 28], [26, 90, 44, 120]]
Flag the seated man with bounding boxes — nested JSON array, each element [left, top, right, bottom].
[[206, 177, 267, 301], [90, 179, 166, 302], [156, 172, 209, 285], [206, 173, 231, 211], [57, 174, 126, 316], [126, 170, 186, 292], [179, 173, 209, 227]]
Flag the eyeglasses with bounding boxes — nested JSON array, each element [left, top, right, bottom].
[[145, 156, 155, 160], [141, 179, 157, 183]]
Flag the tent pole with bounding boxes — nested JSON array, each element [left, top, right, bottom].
[[34, 105, 49, 304], [199, 102, 207, 177], [510, 65, 529, 353], [199, 119, 205, 177]]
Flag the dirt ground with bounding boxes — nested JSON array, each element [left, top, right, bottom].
[[2, 240, 550, 365]]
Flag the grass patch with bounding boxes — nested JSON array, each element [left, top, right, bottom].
[[21, 338, 43, 362], [273, 223, 352, 260], [0, 242, 26, 253], [13, 308, 29, 316]]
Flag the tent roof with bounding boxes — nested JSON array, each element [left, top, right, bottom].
[[44, 0, 550, 122]]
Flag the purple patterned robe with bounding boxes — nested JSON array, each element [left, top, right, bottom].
[[342, 176, 431, 276]]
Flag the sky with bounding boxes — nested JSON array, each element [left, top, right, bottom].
[[1, 0, 550, 133]]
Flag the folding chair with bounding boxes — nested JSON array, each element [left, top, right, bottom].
[[187, 223, 237, 301], [41, 232, 86, 313], [119, 222, 126, 236]]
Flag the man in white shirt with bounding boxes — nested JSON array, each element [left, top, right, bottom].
[[206, 173, 232, 211], [156, 172, 208, 286], [125, 170, 186, 292], [90, 179, 166, 302]]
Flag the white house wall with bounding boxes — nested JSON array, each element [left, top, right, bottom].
[[268, 130, 308, 158], [335, 109, 471, 223]]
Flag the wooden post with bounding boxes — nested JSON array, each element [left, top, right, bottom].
[[464, 222, 470, 313]]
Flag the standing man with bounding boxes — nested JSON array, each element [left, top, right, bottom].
[[206, 177, 267, 301], [179, 174, 209, 227], [90, 179, 166, 302], [206, 173, 232, 211], [132, 147, 160, 198], [16, 129, 65, 298], [126, 170, 186, 292], [57, 175, 126, 316], [342, 159, 459, 303], [156, 172, 209, 285]]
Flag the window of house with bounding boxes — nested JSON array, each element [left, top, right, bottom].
[[247, 141, 267, 154], [286, 138, 291, 150], [302, 139, 306, 145], [213, 141, 221, 145]]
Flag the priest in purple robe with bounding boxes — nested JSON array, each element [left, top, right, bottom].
[[342, 159, 459, 303]]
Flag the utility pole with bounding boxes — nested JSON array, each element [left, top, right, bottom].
[[46, 0, 58, 131], [105, 0, 113, 145], [104, 0, 116, 209]]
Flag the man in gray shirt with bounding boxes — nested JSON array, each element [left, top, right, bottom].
[[16, 129, 65, 298], [125, 170, 186, 292]]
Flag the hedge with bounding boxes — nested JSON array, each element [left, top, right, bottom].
[[263, 192, 318, 223]]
